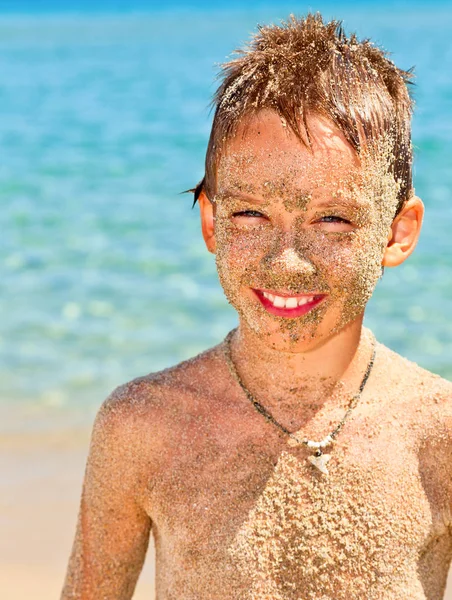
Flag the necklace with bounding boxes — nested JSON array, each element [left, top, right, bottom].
[[223, 328, 376, 475]]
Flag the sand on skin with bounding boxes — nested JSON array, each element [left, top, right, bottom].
[[1, 424, 451, 600]]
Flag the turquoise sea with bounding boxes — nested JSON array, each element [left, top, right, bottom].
[[1, 1, 451, 431]]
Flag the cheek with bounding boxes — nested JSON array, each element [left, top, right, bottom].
[[322, 229, 386, 325], [214, 221, 250, 302], [214, 221, 272, 279], [338, 246, 382, 297]]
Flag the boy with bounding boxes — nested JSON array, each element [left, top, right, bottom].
[[62, 13, 452, 600]]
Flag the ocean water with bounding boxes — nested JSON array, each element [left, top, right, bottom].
[[1, 1, 451, 429]]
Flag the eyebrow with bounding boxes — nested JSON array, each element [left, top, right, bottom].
[[313, 198, 368, 210], [217, 188, 369, 211], [215, 190, 267, 204]]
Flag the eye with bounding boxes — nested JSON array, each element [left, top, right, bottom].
[[232, 210, 266, 219], [320, 215, 351, 224], [315, 214, 355, 234]]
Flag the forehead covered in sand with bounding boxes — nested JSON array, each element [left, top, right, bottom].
[[214, 110, 399, 225]]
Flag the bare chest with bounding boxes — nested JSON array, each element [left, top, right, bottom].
[[145, 399, 452, 599]]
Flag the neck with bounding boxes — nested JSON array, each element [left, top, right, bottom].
[[228, 316, 375, 419]]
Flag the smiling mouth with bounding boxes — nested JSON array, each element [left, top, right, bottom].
[[252, 288, 327, 317]]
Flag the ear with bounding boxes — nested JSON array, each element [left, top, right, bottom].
[[199, 190, 216, 254], [382, 196, 424, 267]]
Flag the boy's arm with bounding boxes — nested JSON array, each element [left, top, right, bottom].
[[61, 388, 153, 600]]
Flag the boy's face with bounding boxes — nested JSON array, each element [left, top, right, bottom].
[[210, 111, 399, 351]]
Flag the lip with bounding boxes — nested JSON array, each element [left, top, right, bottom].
[[252, 288, 327, 318]]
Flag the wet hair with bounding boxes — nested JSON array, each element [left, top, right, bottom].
[[192, 13, 414, 216]]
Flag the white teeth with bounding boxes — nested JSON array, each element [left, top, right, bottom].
[[261, 291, 317, 309], [273, 296, 286, 308], [297, 297, 312, 306], [285, 297, 298, 309]]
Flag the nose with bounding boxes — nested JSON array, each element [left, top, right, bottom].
[[262, 244, 317, 276]]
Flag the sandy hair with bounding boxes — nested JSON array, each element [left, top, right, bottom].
[[193, 13, 414, 216]]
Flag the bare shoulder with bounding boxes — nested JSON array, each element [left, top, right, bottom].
[[373, 336, 452, 430], [94, 339, 228, 450]]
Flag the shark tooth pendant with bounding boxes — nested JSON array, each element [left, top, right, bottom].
[[308, 452, 331, 475]]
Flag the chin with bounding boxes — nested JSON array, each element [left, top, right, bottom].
[[236, 301, 362, 353], [237, 311, 328, 353]]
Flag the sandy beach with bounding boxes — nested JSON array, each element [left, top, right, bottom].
[[2, 411, 452, 600], [0, 414, 155, 600]]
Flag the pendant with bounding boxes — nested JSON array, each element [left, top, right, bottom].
[[308, 453, 331, 475]]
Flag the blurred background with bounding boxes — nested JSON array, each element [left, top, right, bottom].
[[0, 1, 451, 598]]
